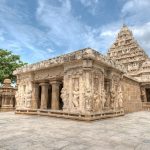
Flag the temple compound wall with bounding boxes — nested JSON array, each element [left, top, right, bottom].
[[14, 49, 126, 121], [122, 76, 142, 113], [0, 79, 16, 111]]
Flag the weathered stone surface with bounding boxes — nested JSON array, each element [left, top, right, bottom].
[[108, 24, 148, 76], [0, 111, 150, 150], [0, 79, 16, 111], [13, 48, 125, 75], [13, 25, 150, 120], [122, 76, 142, 113], [13, 48, 125, 120]]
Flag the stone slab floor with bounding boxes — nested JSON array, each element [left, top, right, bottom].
[[0, 112, 150, 150]]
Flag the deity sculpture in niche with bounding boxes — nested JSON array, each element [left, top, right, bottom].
[[94, 77, 99, 91], [105, 90, 110, 108], [141, 88, 146, 102], [61, 88, 69, 110], [93, 91, 100, 112], [22, 97, 26, 107], [110, 88, 116, 109], [72, 88, 79, 108], [84, 88, 92, 112], [26, 89, 32, 108], [15, 91, 19, 108], [117, 87, 123, 109], [101, 89, 107, 110]]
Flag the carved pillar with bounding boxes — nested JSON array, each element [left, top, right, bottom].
[[40, 83, 49, 109], [50, 81, 61, 110], [31, 83, 39, 109], [10, 96, 14, 107], [1, 96, 5, 107]]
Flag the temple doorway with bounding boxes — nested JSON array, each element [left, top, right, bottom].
[[38, 86, 41, 108], [13, 97, 15, 107], [146, 88, 150, 102], [47, 85, 52, 109], [59, 83, 63, 110], [0, 98, 1, 108]]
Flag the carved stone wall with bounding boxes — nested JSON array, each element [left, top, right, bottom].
[[34, 66, 64, 81], [109, 72, 123, 110], [14, 48, 126, 120], [16, 73, 33, 109], [61, 60, 124, 114], [122, 76, 142, 113], [16, 66, 64, 110]]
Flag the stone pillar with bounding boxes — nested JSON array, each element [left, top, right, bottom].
[[50, 81, 61, 110], [1, 96, 5, 107], [10, 96, 14, 107], [31, 83, 39, 109], [40, 83, 49, 109]]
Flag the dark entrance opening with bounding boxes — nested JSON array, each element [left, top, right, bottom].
[[13, 97, 15, 107], [0, 97, 2, 108], [38, 86, 41, 109], [104, 78, 110, 91], [146, 88, 150, 102], [59, 83, 63, 110], [47, 85, 52, 109]]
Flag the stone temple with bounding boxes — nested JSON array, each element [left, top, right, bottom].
[[13, 25, 150, 121], [0, 79, 16, 111]]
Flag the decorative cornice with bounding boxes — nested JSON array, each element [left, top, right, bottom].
[[13, 48, 125, 75]]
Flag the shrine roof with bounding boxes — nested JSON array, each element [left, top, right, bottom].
[[13, 48, 125, 75]]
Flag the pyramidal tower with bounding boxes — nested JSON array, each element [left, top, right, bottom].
[[107, 24, 148, 75]]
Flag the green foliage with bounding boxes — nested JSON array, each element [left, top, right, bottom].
[[0, 49, 27, 84]]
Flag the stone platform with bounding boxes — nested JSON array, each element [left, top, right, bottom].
[[142, 102, 150, 111], [15, 109, 124, 121], [0, 111, 150, 150], [0, 108, 15, 112]]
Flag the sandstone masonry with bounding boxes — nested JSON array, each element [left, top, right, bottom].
[[13, 25, 150, 120]]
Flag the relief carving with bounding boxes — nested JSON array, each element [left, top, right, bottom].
[[84, 88, 92, 112], [141, 88, 146, 102], [72, 88, 79, 108], [61, 88, 69, 110], [117, 88, 123, 108], [101, 89, 107, 110], [93, 91, 100, 111], [110, 88, 116, 109]]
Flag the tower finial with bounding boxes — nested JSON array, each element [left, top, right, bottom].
[[121, 15, 126, 27]]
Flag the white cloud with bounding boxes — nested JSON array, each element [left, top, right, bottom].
[[120, 0, 150, 56], [0, 0, 150, 64], [131, 22, 150, 55], [80, 0, 99, 15], [47, 48, 55, 53], [122, 0, 150, 24], [36, 0, 87, 51], [0, 29, 5, 41], [36, 0, 117, 55], [80, 0, 98, 7], [122, 0, 150, 14], [0, 0, 55, 63]]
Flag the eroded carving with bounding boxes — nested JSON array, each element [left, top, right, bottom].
[[61, 88, 69, 110]]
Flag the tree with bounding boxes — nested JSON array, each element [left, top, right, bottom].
[[0, 49, 27, 84]]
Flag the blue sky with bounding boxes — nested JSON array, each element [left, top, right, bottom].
[[0, 0, 150, 63]]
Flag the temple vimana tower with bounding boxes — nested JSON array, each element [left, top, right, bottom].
[[13, 25, 150, 121], [108, 24, 148, 76]]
